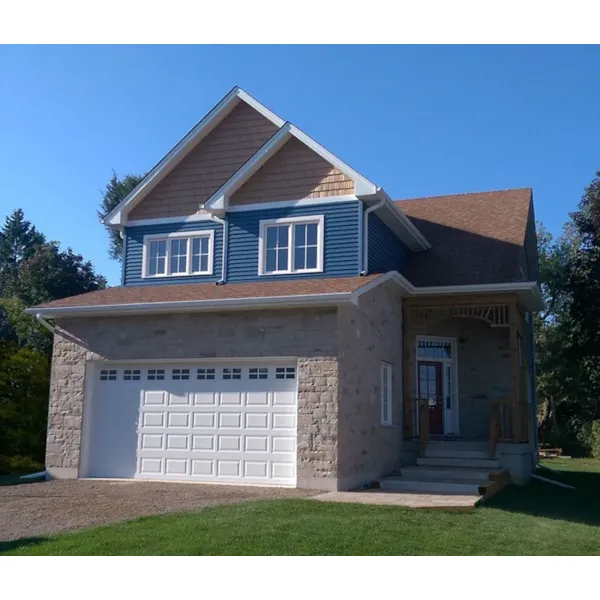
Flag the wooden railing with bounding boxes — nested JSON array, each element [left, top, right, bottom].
[[489, 398, 513, 458]]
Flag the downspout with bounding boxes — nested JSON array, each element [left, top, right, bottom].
[[209, 214, 228, 285], [360, 196, 386, 275], [36, 313, 55, 334]]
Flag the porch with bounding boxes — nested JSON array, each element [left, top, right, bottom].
[[399, 293, 536, 486]]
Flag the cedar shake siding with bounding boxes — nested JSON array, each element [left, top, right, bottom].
[[230, 138, 355, 206], [128, 102, 278, 221]]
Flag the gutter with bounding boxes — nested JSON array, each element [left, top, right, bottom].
[[25, 292, 353, 319], [208, 213, 228, 284], [25, 274, 544, 320], [35, 313, 55, 333], [360, 196, 386, 275]]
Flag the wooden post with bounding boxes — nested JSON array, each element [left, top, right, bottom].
[[518, 311, 530, 443], [509, 300, 522, 442]]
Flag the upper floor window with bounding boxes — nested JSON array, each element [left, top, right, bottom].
[[258, 215, 324, 275], [143, 231, 214, 278]]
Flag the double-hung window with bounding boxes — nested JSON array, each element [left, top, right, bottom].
[[259, 215, 324, 275], [144, 231, 214, 278]]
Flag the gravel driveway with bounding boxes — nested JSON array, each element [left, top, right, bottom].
[[0, 479, 315, 542]]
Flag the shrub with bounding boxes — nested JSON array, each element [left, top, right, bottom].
[[0, 455, 44, 475]]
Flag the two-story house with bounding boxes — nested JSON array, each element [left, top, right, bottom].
[[28, 87, 542, 495]]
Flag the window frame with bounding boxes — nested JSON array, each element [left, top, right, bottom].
[[142, 230, 214, 279], [258, 215, 324, 276], [380, 362, 393, 426]]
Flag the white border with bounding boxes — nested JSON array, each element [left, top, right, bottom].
[[257, 214, 325, 276], [415, 335, 459, 436], [141, 229, 215, 279]]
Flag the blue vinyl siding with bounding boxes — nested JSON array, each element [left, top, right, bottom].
[[227, 201, 362, 282], [124, 220, 223, 286], [368, 212, 407, 273]]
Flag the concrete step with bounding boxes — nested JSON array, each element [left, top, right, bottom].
[[380, 477, 484, 495], [417, 456, 502, 469], [425, 440, 488, 451], [424, 448, 491, 459], [400, 465, 500, 483]]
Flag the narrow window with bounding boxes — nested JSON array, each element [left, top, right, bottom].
[[293, 222, 319, 270], [191, 236, 210, 274], [381, 363, 392, 426], [148, 240, 167, 276], [265, 225, 289, 273], [169, 238, 188, 275]]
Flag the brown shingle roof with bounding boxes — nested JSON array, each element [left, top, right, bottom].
[[396, 188, 533, 286], [31, 274, 383, 310]]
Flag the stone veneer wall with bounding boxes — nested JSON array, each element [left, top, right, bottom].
[[425, 318, 511, 439], [46, 309, 340, 490], [336, 281, 404, 489]]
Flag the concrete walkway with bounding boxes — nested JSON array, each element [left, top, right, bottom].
[[311, 489, 481, 509]]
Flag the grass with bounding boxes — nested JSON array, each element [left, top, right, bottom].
[[2, 459, 600, 555]]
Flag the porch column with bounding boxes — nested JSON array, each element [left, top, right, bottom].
[[509, 300, 527, 442]]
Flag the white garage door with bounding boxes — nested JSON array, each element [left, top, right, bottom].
[[83, 361, 298, 486]]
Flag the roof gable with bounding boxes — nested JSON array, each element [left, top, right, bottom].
[[202, 122, 378, 212], [105, 87, 284, 226]]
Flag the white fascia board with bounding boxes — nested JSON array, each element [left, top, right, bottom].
[[287, 125, 377, 197], [105, 87, 285, 227], [352, 272, 543, 311], [25, 292, 352, 319], [365, 189, 430, 251]]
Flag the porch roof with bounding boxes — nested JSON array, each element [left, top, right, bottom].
[[396, 188, 533, 286]]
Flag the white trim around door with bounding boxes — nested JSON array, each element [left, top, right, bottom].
[[415, 335, 459, 436]]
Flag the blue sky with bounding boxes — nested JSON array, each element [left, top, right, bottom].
[[1, 45, 598, 285]]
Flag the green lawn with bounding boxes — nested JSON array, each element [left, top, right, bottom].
[[2, 459, 600, 555]]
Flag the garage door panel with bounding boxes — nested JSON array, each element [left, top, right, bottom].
[[88, 362, 297, 486]]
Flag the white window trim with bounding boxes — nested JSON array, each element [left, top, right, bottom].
[[380, 362, 393, 426], [258, 215, 324, 276], [142, 230, 214, 279]]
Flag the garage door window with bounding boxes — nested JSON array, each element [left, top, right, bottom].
[[197, 368, 215, 380], [249, 367, 268, 380], [223, 368, 242, 380], [147, 369, 165, 380], [276, 367, 296, 379], [123, 369, 141, 381], [172, 369, 190, 380], [100, 369, 117, 381]]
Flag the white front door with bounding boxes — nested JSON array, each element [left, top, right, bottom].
[[83, 361, 298, 486]]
